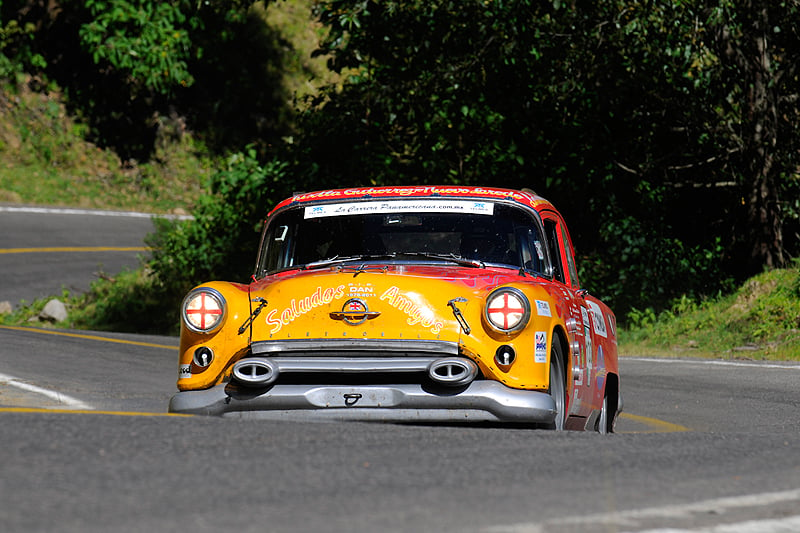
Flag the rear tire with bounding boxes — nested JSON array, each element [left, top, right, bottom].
[[596, 391, 610, 434], [546, 339, 566, 430]]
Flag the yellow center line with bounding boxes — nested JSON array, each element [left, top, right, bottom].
[[0, 246, 150, 254], [0, 327, 691, 430], [0, 407, 692, 427], [0, 327, 185, 416], [619, 412, 691, 433], [0, 407, 191, 417], [0, 325, 177, 350]]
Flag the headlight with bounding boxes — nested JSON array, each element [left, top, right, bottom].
[[182, 288, 226, 333], [485, 287, 531, 334]]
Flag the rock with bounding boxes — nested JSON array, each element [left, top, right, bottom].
[[732, 343, 759, 352], [0, 301, 12, 315], [40, 299, 68, 323]]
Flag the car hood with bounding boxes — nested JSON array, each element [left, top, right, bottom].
[[247, 265, 524, 344]]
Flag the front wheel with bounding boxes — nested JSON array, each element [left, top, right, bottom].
[[545, 339, 566, 430]]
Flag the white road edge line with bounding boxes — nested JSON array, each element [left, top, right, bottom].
[[624, 356, 800, 370], [0, 372, 93, 410], [485, 488, 800, 533], [630, 514, 800, 533], [0, 205, 192, 220]]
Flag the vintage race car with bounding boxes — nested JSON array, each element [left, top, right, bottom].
[[168, 186, 622, 431]]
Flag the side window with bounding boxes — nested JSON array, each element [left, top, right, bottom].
[[543, 213, 579, 287], [560, 223, 580, 288], [543, 219, 565, 283]]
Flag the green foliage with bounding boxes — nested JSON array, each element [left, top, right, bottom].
[[0, 12, 46, 80], [146, 148, 289, 299], [70, 270, 175, 334], [79, 0, 194, 95], [620, 262, 800, 360], [1, 0, 299, 160], [294, 0, 800, 316], [298, 0, 563, 186], [180, 1, 298, 153], [44, 148, 292, 333], [578, 213, 732, 317]]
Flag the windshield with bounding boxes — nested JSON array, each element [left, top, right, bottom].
[[255, 200, 548, 277]]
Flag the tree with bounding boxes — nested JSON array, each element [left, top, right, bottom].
[[78, 0, 196, 95], [589, 0, 800, 275], [296, 0, 800, 315], [706, 1, 800, 272], [2, 0, 294, 158]]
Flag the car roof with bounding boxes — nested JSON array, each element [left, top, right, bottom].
[[268, 186, 555, 217]]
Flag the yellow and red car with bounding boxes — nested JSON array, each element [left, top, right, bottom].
[[169, 186, 621, 431]]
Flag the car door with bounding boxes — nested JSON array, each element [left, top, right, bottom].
[[540, 209, 597, 419]]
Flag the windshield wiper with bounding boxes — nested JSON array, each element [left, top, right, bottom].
[[393, 252, 485, 268], [303, 254, 393, 270], [302, 255, 363, 270], [303, 252, 484, 270]]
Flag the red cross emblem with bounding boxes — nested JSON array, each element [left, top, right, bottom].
[[348, 300, 366, 312], [488, 292, 525, 330], [186, 292, 223, 330]]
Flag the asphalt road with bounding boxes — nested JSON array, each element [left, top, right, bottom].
[[2, 207, 800, 532], [0, 205, 160, 307]]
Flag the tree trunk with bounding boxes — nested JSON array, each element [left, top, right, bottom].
[[747, 168, 784, 271], [731, 3, 786, 272]]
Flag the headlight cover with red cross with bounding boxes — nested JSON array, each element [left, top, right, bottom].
[[484, 287, 531, 334], [182, 287, 227, 334]]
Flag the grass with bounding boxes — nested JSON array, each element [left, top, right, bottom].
[[0, 79, 211, 214], [619, 262, 800, 361]]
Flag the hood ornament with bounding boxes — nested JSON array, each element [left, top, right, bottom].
[[329, 298, 380, 325]]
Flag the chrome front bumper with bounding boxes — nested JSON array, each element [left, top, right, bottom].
[[168, 381, 557, 424]]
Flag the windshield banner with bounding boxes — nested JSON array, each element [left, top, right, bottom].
[[304, 200, 494, 219]]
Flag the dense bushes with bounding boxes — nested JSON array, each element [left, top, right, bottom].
[[148, 149, 289, 295], [58, 149, 289, 334]]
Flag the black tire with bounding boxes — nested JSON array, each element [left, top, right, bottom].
[[545, 338, 566, 431], [596, 391, 610, 434], [595, 384, 618, 434]]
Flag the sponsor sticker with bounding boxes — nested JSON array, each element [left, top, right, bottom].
[[534, 299, 552, 317], [587, 301, 608, 338], [581, 307, 593, 379], [179, 364, 192, 379], [534, 241, 545, 260], [304, 200, 494, 219], [535, 331, 547, 363], [596, 345, 606, 390]]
